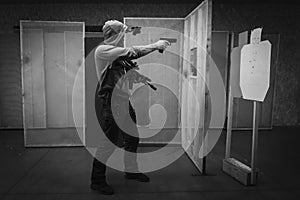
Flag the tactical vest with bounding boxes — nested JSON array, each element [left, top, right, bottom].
[[97, 57, 130, 99]]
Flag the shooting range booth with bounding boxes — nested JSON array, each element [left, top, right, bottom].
[[20, 0, 278, 183]]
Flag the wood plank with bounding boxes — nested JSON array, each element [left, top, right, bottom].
[[194, 7, 205, 163], [196, 0, 208, 165], [185, 17, 193, 150], [44, 32, 68, 127], [21, 21, 85, 146], [223, 158, 252, 185], [65, 31, 84, 127], [21, 29, 34, 128], [181, 19, 190, 150], [182, 0, 212, 174], [238, 31, 249, 46], [194, 0, 212, 173], [189, 13, 196, 49], [29, 29, 46, 128], [203, 0, 212, 162], [225, 87, 233, 158], [188, 78, 197, 129]]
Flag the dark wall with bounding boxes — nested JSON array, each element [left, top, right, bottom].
[[0, 3, 196, 29], [212, 2, 300, 126], [0, 1, 299, 127]]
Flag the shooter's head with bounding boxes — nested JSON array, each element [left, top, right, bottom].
[[102, 20, 128, 46]]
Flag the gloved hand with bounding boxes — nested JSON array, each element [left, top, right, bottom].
[[154, 40, 171, 52]]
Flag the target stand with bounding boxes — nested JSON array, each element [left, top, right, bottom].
[[223, 28, 271, 186]]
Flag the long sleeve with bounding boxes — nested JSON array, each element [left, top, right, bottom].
[[95, 44, 158, 62], [95, 45, 136, 61], [94, 44, 158, 81], [131, 43, 158, 59]]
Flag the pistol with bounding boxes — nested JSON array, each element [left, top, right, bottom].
[[159, 38, 177, 53]]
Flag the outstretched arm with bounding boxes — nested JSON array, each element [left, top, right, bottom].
[[131, 40, 170, 59], [95, 40, 170, 61]]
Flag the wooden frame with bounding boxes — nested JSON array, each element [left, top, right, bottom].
[[20, 20, 85, 147], [223, 29, 273, 185], [181, 0, 212, 174]]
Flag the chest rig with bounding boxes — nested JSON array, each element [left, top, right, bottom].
[[97, 57, 156, 98]]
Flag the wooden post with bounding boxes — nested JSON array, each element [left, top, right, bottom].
[[251, 101, 260, 185], [225, 86, 233, 158]]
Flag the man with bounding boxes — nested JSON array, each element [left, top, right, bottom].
[[91, 20, 170, 195]]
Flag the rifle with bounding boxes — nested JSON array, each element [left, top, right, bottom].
[[120, 58, 157, 91]]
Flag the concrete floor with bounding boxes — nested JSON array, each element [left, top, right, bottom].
[[1, 127, 299, 200]]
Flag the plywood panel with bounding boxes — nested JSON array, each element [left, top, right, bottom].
[[148, 26, 181, 129], [181, 0, 212, 174], [188, 13, 198, 157], [189, 14, 196, 49], [21, 21, 85, 146], [181, 18, 191, 150], [184, 16, 193, 154], [44, 32, 68, 127], [125, 18, 183, 132], [194, 7, 206, 164], [21, 29, 46, 128], [21, 30, 34, 128], [188, 78, 197, 129], [30, 30, 46, 128], [65, 31, 84, 127]]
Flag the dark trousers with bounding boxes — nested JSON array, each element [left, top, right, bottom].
[[91, 90, 139, 184]]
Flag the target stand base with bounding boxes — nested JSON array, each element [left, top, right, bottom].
[[222, 158, 258, 186]]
